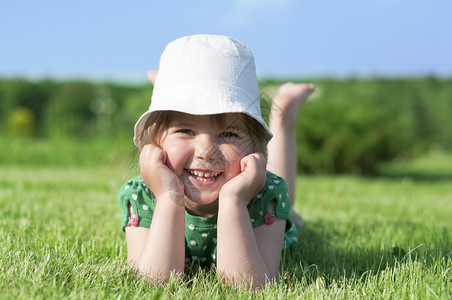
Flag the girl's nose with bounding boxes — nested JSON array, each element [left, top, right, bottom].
[[194, 135, 219, 162]]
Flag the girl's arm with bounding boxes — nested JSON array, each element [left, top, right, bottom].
[[126, 145, 186, 283], [217, 202, 286, 288], [216, 153, 286, 289]]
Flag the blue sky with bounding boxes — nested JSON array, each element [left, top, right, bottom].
[[1, 0, 451, 82]]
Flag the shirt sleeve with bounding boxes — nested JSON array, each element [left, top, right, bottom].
[[117, 176, 155, 232], [247, 171, 293, 232]]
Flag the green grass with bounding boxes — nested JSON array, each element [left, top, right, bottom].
[[1, 151, 451, 299]]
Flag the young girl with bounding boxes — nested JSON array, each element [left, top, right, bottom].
[[118, 34, 314, 289]]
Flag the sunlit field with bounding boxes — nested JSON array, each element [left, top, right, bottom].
[[1, 148, 451, 299]]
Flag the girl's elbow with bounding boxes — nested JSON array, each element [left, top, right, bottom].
[[129, 260, 184, 285], [219, 271, 277, 290], [139, 267, 185, 286]]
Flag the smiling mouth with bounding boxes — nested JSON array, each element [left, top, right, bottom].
[[187, 169, 222, 182]]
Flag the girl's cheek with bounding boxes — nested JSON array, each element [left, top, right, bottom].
[[223, 145, 249, 161], [162, 141, 191, 171], [221, 147, 244, 172]]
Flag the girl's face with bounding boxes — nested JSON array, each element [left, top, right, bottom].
[[159, 113, 254, 215]]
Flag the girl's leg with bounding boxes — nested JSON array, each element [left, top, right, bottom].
[[267, 83, 314, 228]]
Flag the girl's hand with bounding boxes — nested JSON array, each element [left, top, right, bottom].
[[219, 152, 267, 206], [139, 144, 184, 204]]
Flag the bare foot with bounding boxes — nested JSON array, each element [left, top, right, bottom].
[[270, 82, 315, 126], [147, 70, 158, 86]]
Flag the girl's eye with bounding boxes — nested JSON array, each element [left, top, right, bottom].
[[177, 129, 195, 135], [219, 131, 239, 139]]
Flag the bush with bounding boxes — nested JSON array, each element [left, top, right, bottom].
[[261, 78, 452, 175], [1, 77, 451, 174], [7, 107, 36, 136]]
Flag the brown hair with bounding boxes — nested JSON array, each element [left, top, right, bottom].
[[136, 111, 269, 159]]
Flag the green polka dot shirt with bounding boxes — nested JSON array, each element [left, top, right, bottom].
[[117, 171, 298, 268]]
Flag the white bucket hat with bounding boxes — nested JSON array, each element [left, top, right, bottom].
[[133, 34, 272, 147]]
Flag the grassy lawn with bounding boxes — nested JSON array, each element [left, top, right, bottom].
[[1, 152, 451, 299]]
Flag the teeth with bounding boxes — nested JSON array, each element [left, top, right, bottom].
[[190, 170, 220, 178], [198, 177, 213, 182]]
